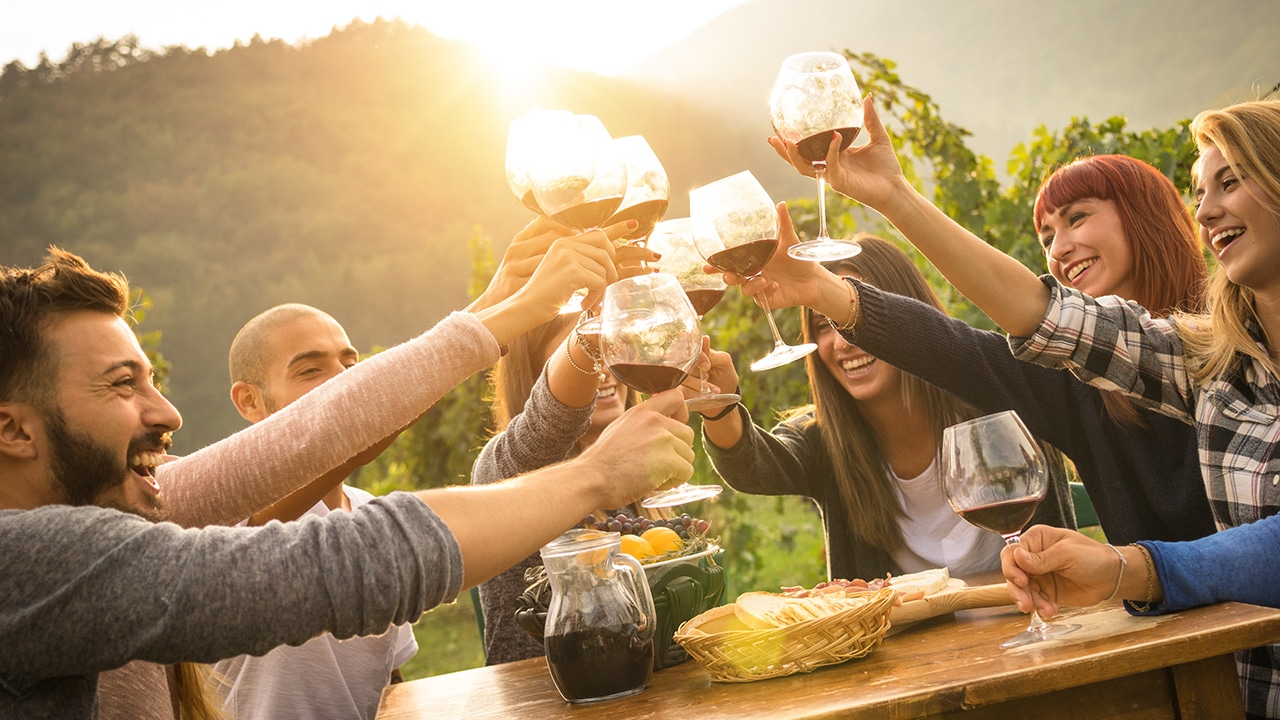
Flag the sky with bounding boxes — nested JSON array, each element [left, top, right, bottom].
[[2, 0, 756, 76]]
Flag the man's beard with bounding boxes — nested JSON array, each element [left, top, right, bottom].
[[44, 408, 167, 521]]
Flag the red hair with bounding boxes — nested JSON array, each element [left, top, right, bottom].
[[1033, 155, 1206, 316]]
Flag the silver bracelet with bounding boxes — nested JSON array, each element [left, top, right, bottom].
[[1104, 543, 1127, 603]]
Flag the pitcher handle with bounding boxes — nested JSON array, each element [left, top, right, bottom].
[[613, 553, 657, 634]]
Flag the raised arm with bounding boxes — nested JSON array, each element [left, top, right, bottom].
[[767, 95, 1050, 337]]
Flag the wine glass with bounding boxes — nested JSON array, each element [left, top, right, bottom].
[[505, 109, 574, 215], [507, 112, 627, 314], [769, 51, 865, 261], [941, 410, 1081, 649], [606, 136, 670, 244], [689, 170, 817, 372], [531, 114, 627, 232], [599, 273, 724, 508], [647, 218, 741, 412]]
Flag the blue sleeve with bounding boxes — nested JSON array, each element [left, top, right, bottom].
[[1130, 515, 1280, 614]]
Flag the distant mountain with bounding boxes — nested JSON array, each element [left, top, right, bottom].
[[628, 0, 1280, 167]]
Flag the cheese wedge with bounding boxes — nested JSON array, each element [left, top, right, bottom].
[[887, 567, 951, 597]]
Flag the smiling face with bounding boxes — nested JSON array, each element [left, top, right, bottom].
[[1039, 197, 1138, 300], [810, 307, 903, 406], [253, 313, 359, 416], [1195, 144, 1280, 298], [43, 311, 180, 519]]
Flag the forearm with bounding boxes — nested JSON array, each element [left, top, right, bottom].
[[876, 181, 1049, 337], [472, 372, 593, 486], [423, 464, 609, 590], [1138, 516, 1280, 613], [160, 312, 497, 528]]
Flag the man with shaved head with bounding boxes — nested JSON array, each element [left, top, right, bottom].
[[218, 303, 416, 720]]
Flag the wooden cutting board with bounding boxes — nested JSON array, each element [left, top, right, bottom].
[[887, 581, 1014, 633]]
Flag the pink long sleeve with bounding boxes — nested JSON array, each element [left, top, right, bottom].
[[156, 311, 499, 528]]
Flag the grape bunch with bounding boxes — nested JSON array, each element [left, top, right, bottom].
[[584, 512, 711, 540]]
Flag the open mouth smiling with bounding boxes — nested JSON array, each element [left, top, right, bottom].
[[1210, 227, 1244, 251], [1065, 258, 1097, 283], [129, 450, 166, 492]]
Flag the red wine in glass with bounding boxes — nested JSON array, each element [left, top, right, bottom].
[[706, 238, 780, 277], [795, 126, 862, 164], [607, 198, 670, 241], [607, 363, 689, 395], [684, 288, 726, 317], [956, 496, 1041, 537], [552, 195, 625, 232]]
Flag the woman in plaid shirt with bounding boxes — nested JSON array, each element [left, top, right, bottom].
[[766, 96, 1280, 718]]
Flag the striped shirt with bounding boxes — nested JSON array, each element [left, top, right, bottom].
[[1011, 277, 1280, 719]]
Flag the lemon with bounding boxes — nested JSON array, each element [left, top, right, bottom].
[[619, 534, 656, 560], [641, 527, 684, 556]]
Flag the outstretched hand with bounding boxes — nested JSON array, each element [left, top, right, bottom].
[[719, 202, 828, 310], [767, 93, 908, 212], [579, 389, 696, 508]]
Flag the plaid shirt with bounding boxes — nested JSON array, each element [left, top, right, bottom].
[[1011, 277, 1280, 719]]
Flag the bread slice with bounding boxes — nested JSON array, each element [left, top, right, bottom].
[[733, 591, 873, 629]]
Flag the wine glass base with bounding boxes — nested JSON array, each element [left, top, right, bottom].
[[750, 342, 818, 372], [685, 393, 742, 413], [999, 621, 1082, 649], [641, 483, 723, 509], [787, 238, 863, 262]]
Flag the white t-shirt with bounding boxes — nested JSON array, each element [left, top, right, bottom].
[[887, 458, 1004, 578], [214, 486, 419, 720]]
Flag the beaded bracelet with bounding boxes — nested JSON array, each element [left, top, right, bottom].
[[1124, 543, 1156, 613], [826, 275, 861, 333], [564, 335, 598, 377], [1103, 543, 1126, 603]]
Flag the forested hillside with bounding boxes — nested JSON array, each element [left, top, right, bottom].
[[0, 19, 776, 452]]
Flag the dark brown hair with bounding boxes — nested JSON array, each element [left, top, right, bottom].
[[0, 247, 130, 408]]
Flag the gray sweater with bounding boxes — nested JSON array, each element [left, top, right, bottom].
[[0, 494, 463, 719]]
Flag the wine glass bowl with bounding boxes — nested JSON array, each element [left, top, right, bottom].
[[941, 410, 1080, 648], [531, 114, 627, 232], [769, 51, 865, 261], [506, 109, 576, 214], [690, 171, 817, 372], [648, 218, 741, 412], [606, 136, 670, 242], [599, 273, 723, 508]]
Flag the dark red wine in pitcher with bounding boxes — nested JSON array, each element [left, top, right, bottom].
[[958, 497, 1041, 537], [608, 363, 688, 395], [685, 288, 726, 317], [706, 238, 779, 277], [796, 126, 862, 164], [545, 625, 654, 703]]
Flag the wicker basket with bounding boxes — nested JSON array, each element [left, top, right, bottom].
[[673, 587, 897, 682]]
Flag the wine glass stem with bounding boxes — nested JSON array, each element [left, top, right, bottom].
[[1005, 533, 1050, 633], [814, 162, 831, 241], [756, 287, 790, 349]]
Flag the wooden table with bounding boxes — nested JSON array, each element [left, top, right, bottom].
[[377, 601, 1280, 719]]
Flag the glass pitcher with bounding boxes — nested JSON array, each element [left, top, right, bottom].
[[540, 529, 656, 703]]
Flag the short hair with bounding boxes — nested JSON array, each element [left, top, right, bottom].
[[1033, 154, 1206, 317], [0, 247, 130, 408], [228, 303, 332, 386]]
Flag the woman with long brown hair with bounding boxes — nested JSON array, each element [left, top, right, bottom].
[[700, 234, 1074, 582]]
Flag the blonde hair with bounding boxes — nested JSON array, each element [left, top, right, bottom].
[[1177, 100, 1280, 384], [175, 663, 230, 720]]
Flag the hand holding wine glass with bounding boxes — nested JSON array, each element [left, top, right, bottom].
[[767, 92, 908, 216], [599, 273, 723, 508], [690, 170, 817, 372], [769, 51, 865, 261], [942, 410, 1081, 649]]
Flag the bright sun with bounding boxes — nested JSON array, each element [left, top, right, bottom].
[[409, 1, 752, 83]]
